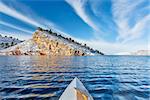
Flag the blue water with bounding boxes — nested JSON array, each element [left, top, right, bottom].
[[0, 56, 149, 100]]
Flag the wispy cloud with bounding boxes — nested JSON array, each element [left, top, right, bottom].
[[80, 0, 149, 54], [65, 0, 99, 32], [0, 1, 44, 28], [0, 20, 33, 34], [123, 15, 150, 42], [112, 0, 149, 42], [89, 0, 103, 17], [0, 1, 73, 38], [0, 0, 148, 54]]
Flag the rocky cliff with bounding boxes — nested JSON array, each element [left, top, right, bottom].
[[0, 28, 104, 56]]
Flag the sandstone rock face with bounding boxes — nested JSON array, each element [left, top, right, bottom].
[[0, 29, 103, 56], [32, 31, 85, 56]]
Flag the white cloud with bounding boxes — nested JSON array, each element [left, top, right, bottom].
[[112, 0, 149, 42], [123, 15, 150, 42], [89, 0, 102, 17], [65, 0, 99, 32], [0, 1, 74, 39], [0, 20, 33, 34], [0, 2, 44, 28], [0, 0, 149, 54], [0, 1, 66, 33]]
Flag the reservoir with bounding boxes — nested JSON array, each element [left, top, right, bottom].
[[0, 56, 149, 100]]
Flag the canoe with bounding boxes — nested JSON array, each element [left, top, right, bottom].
[[59, 77, 93, 100]]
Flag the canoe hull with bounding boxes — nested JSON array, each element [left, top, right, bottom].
[[59, 77, 93, 100]]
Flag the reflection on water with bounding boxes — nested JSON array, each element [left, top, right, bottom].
[[0, 56, 150, 100]]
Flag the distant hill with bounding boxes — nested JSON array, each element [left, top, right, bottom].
[[130, 50, 150, 55], [0, 27, 104, 56], [0, 34, 23, 50], [116, 50, 150, 56]]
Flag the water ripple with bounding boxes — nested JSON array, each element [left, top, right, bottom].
[[0, 56, 150, 100]]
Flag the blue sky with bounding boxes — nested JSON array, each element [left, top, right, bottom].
[[0, 0, 149, 54]]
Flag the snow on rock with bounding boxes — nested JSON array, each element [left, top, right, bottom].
[[0, 34, 23, 50], [0, 28, 104, 56], [0, 39, 38, 55]]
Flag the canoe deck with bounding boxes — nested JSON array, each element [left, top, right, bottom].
[[59, 77, 93, 100]]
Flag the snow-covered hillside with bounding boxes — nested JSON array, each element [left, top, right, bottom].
[[0, 34, 23, 50], [0, 28, 104, 56]]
